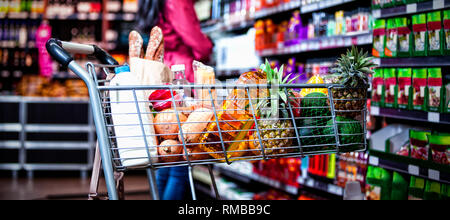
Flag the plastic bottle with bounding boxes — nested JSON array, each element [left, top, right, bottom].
[[109, 65, 158, 167], [171, 64, 191, 98]]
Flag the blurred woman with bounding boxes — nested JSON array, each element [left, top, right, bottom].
[[136, 0, 213, 200]]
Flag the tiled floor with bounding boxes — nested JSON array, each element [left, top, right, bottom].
[[0, 174, 152, 200]]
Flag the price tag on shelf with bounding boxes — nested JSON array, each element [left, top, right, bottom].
[[77, 13, 88, 20], [328, 184, 342, 196], [285, 185, 298, 195], [408, 165, 420, 176], [369, 156, 379, 166], [406, 4, 417, 14], [371, 106, 380, 116], [428, 169, 440, 181], [433, 0, 445, 10], [428, 112, 440, 123], [372, 9, 381, 19]]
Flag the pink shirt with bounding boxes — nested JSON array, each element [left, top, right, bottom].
[[159, 0, 213, 83]]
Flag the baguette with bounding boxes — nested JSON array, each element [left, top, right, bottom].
[[128, 30, 144, 59], [145, 26, 164, 62]]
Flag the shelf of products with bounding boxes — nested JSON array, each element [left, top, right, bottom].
[[0, 96, 95, 176], [371, 106, 450, 124], [202, 0, 363, 35], [369, 150, 450, 184], [373, 0, 450, 19], [297, 175, 344, 196], [258, 31, 373, 57], [301, 0, 356, 14], [215, 163, 299, 196], [374, 57, 450, 67]]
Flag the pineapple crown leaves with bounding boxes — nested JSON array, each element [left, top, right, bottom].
[[258, 60, 298, 119], [330, 46, 377, 88]]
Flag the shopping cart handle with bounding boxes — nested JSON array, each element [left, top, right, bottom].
[[46, 38, 74, 67], [46, 38, 119, 67]]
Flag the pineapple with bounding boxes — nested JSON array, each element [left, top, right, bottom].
[[249, 61, 298, 156], [327, 46, 377, 119]]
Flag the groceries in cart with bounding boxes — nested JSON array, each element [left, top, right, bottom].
[[105, 28, 374, 168]]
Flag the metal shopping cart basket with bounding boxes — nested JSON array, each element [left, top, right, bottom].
[[46, 39, 368, 200]]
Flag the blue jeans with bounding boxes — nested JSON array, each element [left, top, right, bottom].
[[156, 167, 189, 200]]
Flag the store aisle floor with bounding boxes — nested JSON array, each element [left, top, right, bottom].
[[0, 175, 152, 200]]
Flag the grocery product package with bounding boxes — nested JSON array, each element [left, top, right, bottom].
[[428, 133, 450, 165], [385, 18, 398, 57], [410, 129, 431, 161], [424, 181, 442, 200], [365, 166, 381, 200], [397, 68, 412, 109], [444, 10, 450, 55], [397, 17, 413, 57], [408, 176, 425, 200], [446, 74, 450, 113], [427, 11, 444, 56], [427, 68, 443, 112], [391, 172, 409, 200], [412, 14, 428, 57], [384, 68, 398, 108], [193, 60, 217, 108], [373, 19, 386, 58], [412, 68, 428, 111], [371, 68, 385, 107]]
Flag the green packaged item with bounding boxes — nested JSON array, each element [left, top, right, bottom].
[[427, 133, 450, 165], [384, 68, 398, 108], [444, 10, 450, 55], [412, 14, 428, 57], [424, 181, 441, 200], [397, 17, 413, 57], [397, 68, 413, 109], [410, 129, 431, 161], [385, 18, 399, 57], [442, 184, 449, 200], [380, 168, 393, 200], [445, 74, 450, 113], [391, 172, 409, 200], [372, 68, 385, 107], [365, 166, 382, 200], [427, 11, 444, 56], [427, 68, 443, 112], [412, 69, 427, 111], [373, 19, 387, 58], [409, 176, 425, 200]]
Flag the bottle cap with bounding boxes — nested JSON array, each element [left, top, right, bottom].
[[171, 64, 185, 72], [115, 65, 130, 74]]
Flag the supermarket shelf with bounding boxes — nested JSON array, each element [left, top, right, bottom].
[[0, 96, 89, 104], [0, 141, 21, 149], [24, 124, 94, 133], [0, 12, 42, 19], [25, 141, 92, 150], [0, 123, 22, 132], [23, 164, 92, 171], [253, 1, 302, 19], [202, 0, 357, 35], [215, 165, 299, 195], [374, 56, 450, 67], [301, 0, 357, 14], [369, 150, 450, 184], [297, 175, 344, 197], [0, 164, 22, 171], [373, 0, 450, 19], [257, 32, 373, 57], [371, 106, 450, 125]]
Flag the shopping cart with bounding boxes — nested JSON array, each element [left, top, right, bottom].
[[46, 39, 368, 200]]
